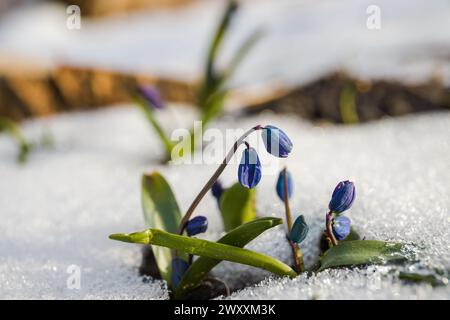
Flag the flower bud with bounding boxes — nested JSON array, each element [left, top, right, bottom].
[[328, 180, 356, 213], [171, 258, 189, 289], [289, 215, 309, 244], [276, 169, 293, 200], [261, 125, 293, 158], [186, 216, 208, 236], [211, 180, 224, 200], [332, 216, 351, 240], [137, 84, 165, 110], [238, 147, 262, 189]]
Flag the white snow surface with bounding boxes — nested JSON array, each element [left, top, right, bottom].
[[0, 106, 449, 299], [0, 0, 449, 88]]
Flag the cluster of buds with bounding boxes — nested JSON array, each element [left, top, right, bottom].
[[170, 125, 293, 286], [238, 126, 293, 189], [326, 180, 356, 246], [275, 168, 357, 270]]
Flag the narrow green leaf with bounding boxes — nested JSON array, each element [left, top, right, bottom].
[[110, 228, 297, 280], [141, 172, 184, 285], [319, 240, 408, 271], [219, 182, 257, 231], [135, 97, 174, 159], [202, 0, 238, 100], [399, 270, 449, 287], [0, 117, 31, 163], [174, 217, 282, 299], [200, 90, 228, 126]]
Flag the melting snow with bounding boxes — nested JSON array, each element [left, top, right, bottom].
[[0, 106, 449, 299]]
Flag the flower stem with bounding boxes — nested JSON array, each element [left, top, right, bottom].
[[135, 96, 174, 159], [177, 125, 262, 235], [326, 211, 338, 246], [282, 167, 304, 273]]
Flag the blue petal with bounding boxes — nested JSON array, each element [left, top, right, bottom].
[[332, 216, 352, 240], [186, 216, 208, 236], [328, 180, 356, 213], [238, 148, 262, 189], [261, 125, 293, 158], [137, 84, 165, 110], [171, 258, 189, 289], [211, 180, 224, 200], [276, 170, 293, 200]]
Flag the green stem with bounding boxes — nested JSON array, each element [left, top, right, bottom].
[[326, 211, 338, 246], [177, 125, 262, 234], [282, 167, 304, 273], [135, 97, 174, 158], [110, 229, 297, 278]]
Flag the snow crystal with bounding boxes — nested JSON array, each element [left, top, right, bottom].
[[0, 105, 449, 299]]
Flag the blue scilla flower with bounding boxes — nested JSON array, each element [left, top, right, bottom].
[[332, 216, 351, 240], [261, 125, 293, 158], [238, 147, 262, 189], [328, 180, 356, 213], [276, 169, 293, 200], [171, 258, 189, 289], [211, 180, 224, 200], [186, 216, 208, 236], [137, 84, 165, 110], [290, 215, 309, 244]]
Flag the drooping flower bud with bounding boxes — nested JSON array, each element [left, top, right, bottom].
[[328, 180, 356, 213], [171, 258, 189, 289], [137, 84, 165, 110], [276, 169, 293, 201], [261, 125, 293, 158], [186, 216, 208, 236], [238, 147, 262, 189], [332, 216, 351, 240], [289, 215, 309, 244]]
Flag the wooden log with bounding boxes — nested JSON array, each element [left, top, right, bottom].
[[0, 62, 197, 121]]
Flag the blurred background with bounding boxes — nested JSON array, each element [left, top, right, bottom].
[[0, 0, 449, 123]]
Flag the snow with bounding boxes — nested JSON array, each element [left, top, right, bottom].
[[0, 105, 449, 299], [1, 0, 449, 89]]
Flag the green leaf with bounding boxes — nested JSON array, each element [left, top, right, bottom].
[[200, 90, 228, 126], [135, 97, 174, 160], [110, 228, 297, 280], [319, 240, 408, 271], [343, 227, 361, 241], [219, 182, 257, 232], [0, 117, 31, 163], [141, 172, 184, 285], [174, 217, 282, 299], [202, 0, 238, 103], [399, 270, 449, 287]]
